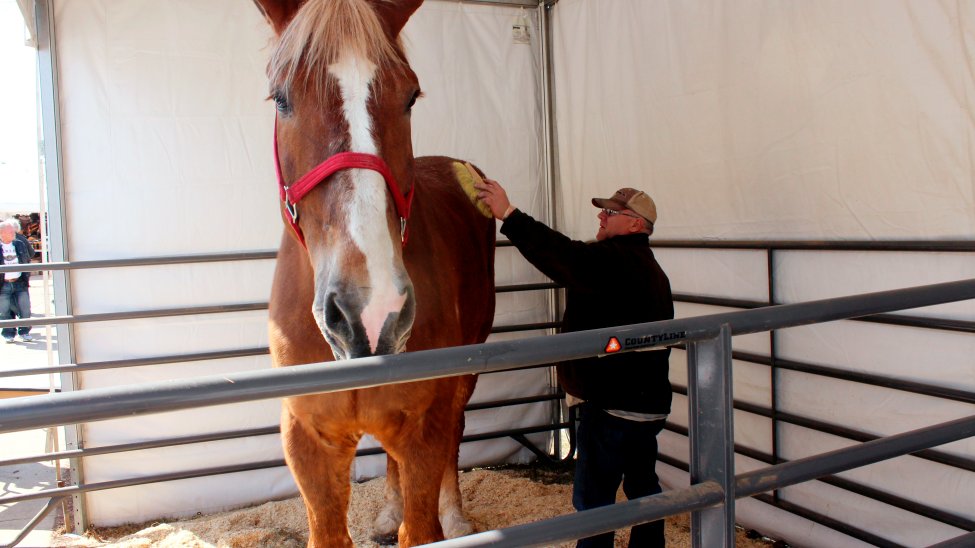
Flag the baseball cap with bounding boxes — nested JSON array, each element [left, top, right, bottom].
[[592, 188, 657, 225]]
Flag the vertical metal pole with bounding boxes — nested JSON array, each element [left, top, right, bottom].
[[538, 0, 565, 458], [768, 248, 782, 509], [687, 324, 735, 548], [539, 0, 558, 232], [34, 0, 86, 533]]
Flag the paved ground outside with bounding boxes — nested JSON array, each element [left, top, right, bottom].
[[1, 275, 69, 547], [1, 275, 61, 393]]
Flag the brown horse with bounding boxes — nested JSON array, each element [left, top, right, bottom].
[[253, 0, 496, 546]]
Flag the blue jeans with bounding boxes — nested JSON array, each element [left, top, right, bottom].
[[1, 280, 31, 338], [573, 402, 666, 548]]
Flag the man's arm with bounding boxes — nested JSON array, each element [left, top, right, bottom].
[[475, 178, 606, 288]]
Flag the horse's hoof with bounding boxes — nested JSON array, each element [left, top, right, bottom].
[[373, 504, 402, 538], [370, 532, 399, 546], [441, 513, 474, 539]]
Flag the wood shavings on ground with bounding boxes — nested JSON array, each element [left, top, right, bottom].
[[54, 467, 774, 547]]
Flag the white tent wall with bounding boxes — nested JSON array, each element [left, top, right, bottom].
[[52, 0, 549, 526], [551, 0, 974, 546]]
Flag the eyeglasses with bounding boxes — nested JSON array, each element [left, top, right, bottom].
[[602, 208, 641, 219]]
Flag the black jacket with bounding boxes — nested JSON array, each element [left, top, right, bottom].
[[1, 238, 32, 286], [501, 209, 674, 414], [16, 233, 35, 260]]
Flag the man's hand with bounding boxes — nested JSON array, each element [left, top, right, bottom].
[[474, 178, 513, 220]]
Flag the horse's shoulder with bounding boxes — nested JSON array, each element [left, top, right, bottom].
[[414, 156, 493, 219]]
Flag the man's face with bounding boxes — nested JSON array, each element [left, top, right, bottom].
[[0, 227, 14, 244], [596, 208, 642, 241]]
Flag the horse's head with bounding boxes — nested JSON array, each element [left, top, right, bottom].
[[256, 0, 423, 359]]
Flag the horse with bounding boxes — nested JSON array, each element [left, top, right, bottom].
[[252, 0, 497, 546]]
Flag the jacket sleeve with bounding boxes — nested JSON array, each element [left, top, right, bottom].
[[22, 237, 35, 260], [499, 209, 610, 289], [16, 240, 33, 263]]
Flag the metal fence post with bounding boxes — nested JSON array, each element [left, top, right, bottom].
[[687, 323, 735, 548]]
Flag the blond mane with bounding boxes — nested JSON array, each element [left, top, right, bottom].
[[269, 0, 404, 92]]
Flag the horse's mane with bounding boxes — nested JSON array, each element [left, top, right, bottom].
[[269, 0, 405, 92]]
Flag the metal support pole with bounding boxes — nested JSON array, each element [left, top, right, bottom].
[[687, 323, 735, 548], [34, 0, 85, 533], [538, 0, 565, 458], [767, 247, 783, 513]]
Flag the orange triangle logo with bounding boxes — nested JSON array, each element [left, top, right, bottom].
[[605, 337, 622, 353]]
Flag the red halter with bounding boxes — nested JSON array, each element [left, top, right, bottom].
[[273, 118, 415, 247]]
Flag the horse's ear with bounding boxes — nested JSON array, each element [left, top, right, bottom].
[[252, 0, 305, 35], [371, 0, 423, 38]]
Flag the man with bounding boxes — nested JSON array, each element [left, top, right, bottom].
[[1, 220, 33, 343], [476, 181, 674, 548]]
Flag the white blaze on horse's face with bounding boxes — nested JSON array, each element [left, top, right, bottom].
[[322, 54, 413, 358]]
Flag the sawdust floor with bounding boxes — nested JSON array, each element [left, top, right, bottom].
[[54, 464, 778, 547]]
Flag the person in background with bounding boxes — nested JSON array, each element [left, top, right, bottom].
[[27, 213, 41, 239], [1, 220, 34, 343], [8, 217, 35, 260], [475, 181, 674, 548]]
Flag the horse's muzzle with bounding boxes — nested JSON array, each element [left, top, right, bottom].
[[315, 282, 415, 360]]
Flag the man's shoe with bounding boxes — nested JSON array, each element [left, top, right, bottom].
[[3, 337, 14, 344], [20, 334, 33, 342]]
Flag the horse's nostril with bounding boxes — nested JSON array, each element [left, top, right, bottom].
[[397, 289, 416, 333], [322, 292, 352, 339]]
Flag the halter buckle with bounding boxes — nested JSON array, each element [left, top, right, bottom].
[[283, 186, 299, 223], [400, 218, 407, 242]]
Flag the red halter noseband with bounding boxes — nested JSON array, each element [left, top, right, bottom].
[[273, 118, 415, 247]]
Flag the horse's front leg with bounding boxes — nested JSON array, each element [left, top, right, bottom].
[[372, 455, 404, 544], [385, 420, 452, 546], [282, 404, 359, 548], [439, 375, 477, 539]]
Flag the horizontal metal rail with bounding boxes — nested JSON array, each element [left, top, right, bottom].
[[0, 425, 280, 468], [660, 428, 921, 547], [662, 415, 975, 531], [0, 347, 272, 379], [672, 374, 975, 473], [0, 250, 277, 274], [1, 278, 972, 434], [659, 415, 975, 548], [0, 422, 567, 506], [728, 350, 975, 406], [930, 531, 975, 548], [736, 414, 975, 498], [2, 239, 968, 277], [433, 0, 538, 6], [674, 293, 975, 334], [0, 302, 268, 328], [5, 291, 968, 334], [0, 283, 560, 330], [650, 240, 975, 252], [430, 415, 975, 548], [0, 393, 561, 468], [751, 494, 902, 548], [427, 481, 726, 548], [496, 282, 559, 293]]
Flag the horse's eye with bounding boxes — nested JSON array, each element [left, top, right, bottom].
[[406, 89, 422, 112], [271, 91, 292, 115]]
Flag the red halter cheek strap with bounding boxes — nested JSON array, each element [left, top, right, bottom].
[[273, 118, 415, 247]]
